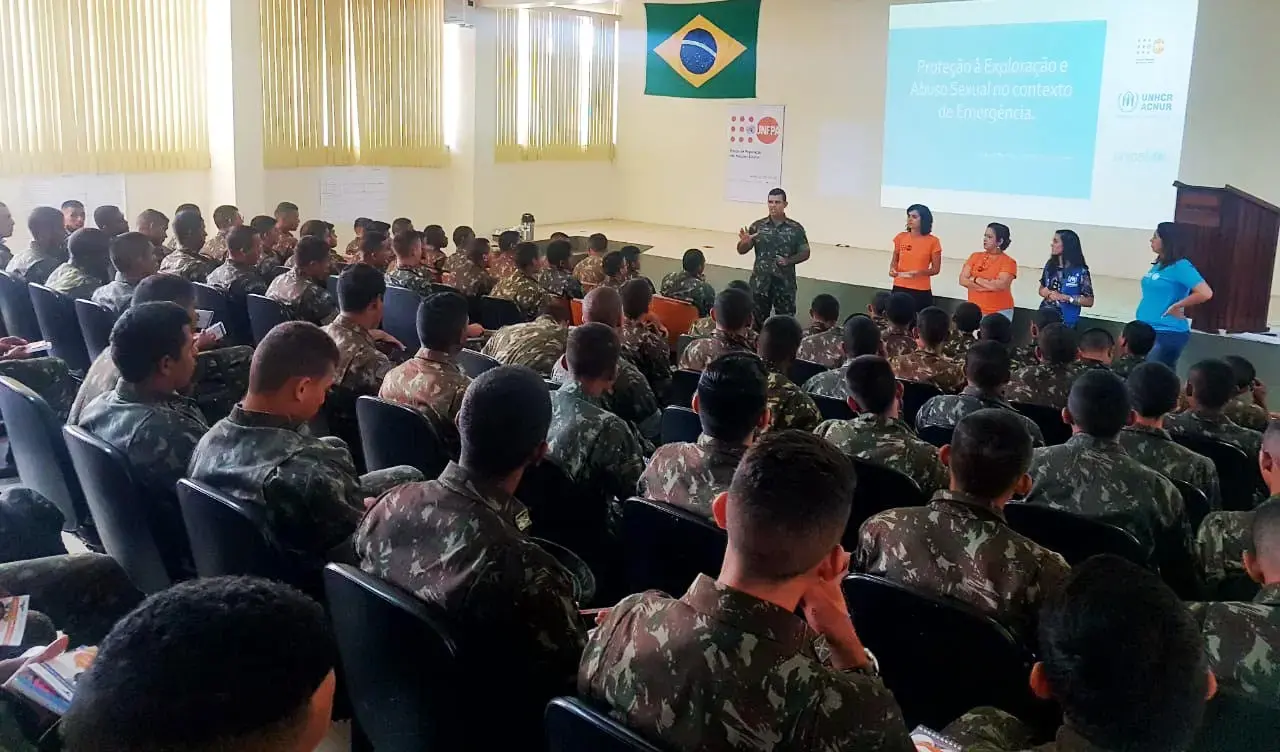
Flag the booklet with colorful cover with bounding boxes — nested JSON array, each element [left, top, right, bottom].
[[0, 595, 30, 647], [2, 644, 97, 716]]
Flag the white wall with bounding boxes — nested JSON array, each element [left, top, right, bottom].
[[615, 0, 1280, 284]]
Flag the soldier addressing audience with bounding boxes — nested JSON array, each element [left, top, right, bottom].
[[736, 188, 811, 324]]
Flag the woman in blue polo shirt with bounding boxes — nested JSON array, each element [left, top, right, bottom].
[[1038, 229, 1094, 327], [1135, 222, 1213, 368]]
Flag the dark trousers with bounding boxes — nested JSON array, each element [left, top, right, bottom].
[[892, 286, 934, 311]]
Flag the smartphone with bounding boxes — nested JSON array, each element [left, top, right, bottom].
[[206, 321, 227, 341], [24, 341, 52, 354], [195, 309, 215, 329]]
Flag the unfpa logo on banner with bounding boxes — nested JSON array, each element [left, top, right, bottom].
[[653, 14, 747, 89]]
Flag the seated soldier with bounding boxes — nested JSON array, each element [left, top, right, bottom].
[[796, 293, 843, 368], [679, 287, 755, 372], [321, 264, 401, 396], [941, 301, 982, 360], [1077, 327, 1116, 369], [419, 225, 448, 281], [1005, 323, 1082, 408], [944, 556, 1215, 752], [205, 225, 268, 309], [687, 280, 758, 343], [816, 355, 948, 498], [161, 203, 199, 253], [295, 219, 343, 270], [619, 246, 654, 292], [92, 205, 129, 238], [358, 366, 584, 744], [1197, 422, 1280, 594], [379, 291, 472, 452], [660, 248, 716, 316], [867, 289, 891, 333], [392, 217, 414, 236], [247, 214, 282, 273], [639, 353, 768, 517], [757, 315, 821, 433], [1120, 362, 1222, 511], [582, 431, 913, 751], [1223, 355, 1270, 432], [134, 208, 170, 263], [489, 242, 551, 321], [269, 202, 300, 264], [92, 232, 158, 315], [385, 230, 432, 296], [537, 238, 584, 300], [487, 230, 520, 281], [45, 228, 109, 300], [891, 305, 965, 392], [200, 204, 242, 262], [481, 299, 570, 377], [442, 224, 474, 274], [157, 209, 216, 282], [979, 311, 1038, 372], [1113, 320, 1156, 377], [450, 238, 497, 297], [855, 408, 1068, 643], [572, 232, 609, 287], [619, 279, 673, 398], [600, 251, 627, 289], [881, 292, 918, 357], [1167, 359, 1264, 459], [189, 322, 421, 564], [916, 340, 1046, 446], [62, 577, 336, 752], [803, 314, 885, 401], [265, 235, 339, 326], [6, 207, 67, 285], [344, 217, 370, 260], [356, 228, 392, 272]]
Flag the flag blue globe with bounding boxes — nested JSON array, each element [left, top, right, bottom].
[[679, 28, 718, 75]]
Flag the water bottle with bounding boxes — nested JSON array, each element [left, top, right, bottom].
[[520, 213, 536, 242]]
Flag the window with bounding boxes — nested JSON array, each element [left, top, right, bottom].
[[260, 0, 448, 168], [496, 8, 617, 162], [0, 0, 209, 175]]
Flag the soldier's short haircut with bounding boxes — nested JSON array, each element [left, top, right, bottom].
[[620, 246, 641, 268], [759, 315, 802, 364], [274, 201, 299, 215], [870, 290, 891, 317], [714, 288, 752, 331], [886, 292, 916, 328], [498, 230, 521, 253], [1068, 370, 1130, 438], [109, 233, 154, 275], [566, 322, 619, 381], [133, 274, 195, 308], [515, 242, 540, 271], [61, 200, 85, 211], [1250, 494, 1280, 569], [953, 301, 983, 333], [546, 239, 572, 269], [227, 226, 257, 255], [1038, 323, 1078, 365], [602, 251, 624, 278], [418, 291, 469, 351], [845, 355, 896, 415], [452, 225, 474, 248], [620, 279, 652, 320], [30, 206, 68, 236], [136, 209, 168, 229], [1038, 555, 1208, 752], [68, 228, 110, 266], [174, 203, 200, 216], [368, 221, 390, 236], [1035, 306, 1064, 329], [249, 215, 277, 236], [1120, 320, 1156, 356], [423, 225, 447, 251], [916, 306, 950, 348], [697, 353, 767, 442], [1223, 354, 1257, 391], [965, 340, 1011, 390], [1187, 359, 1236, 410], [458, 365, 552, 477], [300, 220, 333, 239], [768, 187, 787, 202], [467, 238, 490, 263], [212, 205, 239, 231], [588, 233, 608, 253], [337, 264, 386, 313], [353, 217, 372, 232], [294, 236, 331, 267], [1078, 328, 1115, 355], [583, 285, 622, 326], [62, 577, 335, 752], [725, 280, 751, 294], [392, 218, 414, 236], [682, 248, 705, 275], [110, 302, 192, 383], [92, 205, 124, 230], [1126, 362, 1181, 419], [392, 231, 421, 258], [949, 409, 1033, 499], [727, 430, 854, 581], [978, 313, 1013, 344], [360, 231, 388, 255], [172, 210, 205, 245], [809, 293, 839, 323], [842, 314, 881, 358], [249, 322, 340, 394]]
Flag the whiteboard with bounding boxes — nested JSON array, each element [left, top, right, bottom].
[[318, 167, 390, 225], [20, 174, 127, 215]]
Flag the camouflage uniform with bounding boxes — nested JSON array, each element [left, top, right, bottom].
[[552, 354, 660, 447], [441, 250, 467, 275], [266, 232, 297, 268], [579, 574, 915, 752], [387, 265, 436, 298], [677, 330, 755, 372], [1225, 392, 1270, 433], [1197, 510, 1255, 587], [322, 314, 395, 395], [157, 249, 216, 283], [489, 252, 519, 282], [189, 405, 422, 562], [1190, 583, 1280, 708], [537, 267, 583, 300], [90, 277, 138, 316], [480, 314, 567, 377], [815, 414, 948, 498], [200, 230, 230, 262], [687, 317, 715, 338], [0, 553, 142, 646], [600, 272, 628, 290], [343, 237, 362, 262], [450, 259, 497, 298], [620, 317, 673, 395], [891, 350, 965, 393], [573, 254, 606, 287], [637, 435, 745, 518], [5, 242, 66, 285], [1011, 344, 1040, 372], [69, 346, 253, 425], [797, 325, 843, 369], [490, 270, 551, 320], [1005, 362, 1084, 408], [378, 349, 471, 452], [915, 387, 1046, 447], [941, 329, 975, 361], [43, 262, 104, 300], [882, 328, 917, 358], [0, 357, 78, 421], [745, 216, 809, 323], [855, 490, 1070, 643], [1118, 423, 1222, 511], [1166, 408, 1263, 459], [764, 369, 822, 433], [422, 249, 447, 282], [659, 270, 716, 316], [944, 708, 1094, 751], [803, 362, 852, 401], [1111, 352, 1146, 379], [206, 259, 269, 308], [265, 268, 339, 326], [548, 381, 646, 505]]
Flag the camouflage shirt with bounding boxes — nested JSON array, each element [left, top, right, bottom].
[[637, 434, 745, 518], [916, 387, 1046, 446], [797, 326, 843, 369], [489, 252, 519, 282], [678, 330, 755, 372], [620, 317, 673, 393], [746, 216, 809, 284], [1197, 509, 1256, 588], [688, 317, 715, 338], [659, 270, 716, 316], [43, 262, 104, 300], [1117, 423, 1222, 512], [764, 369, 821, 433], [480, 315, 567, 377], [90, 277, 137, 316], [1166, 408, 1264, 459], [322, 314, 395, 395], [442, 250, 467, 275], [1224, 391, 1270, 433], [891, 350, 965, 393], [157, 248, 217, 283], [552, 353, 659, 446], [0, 357, 78, 422], [387, 265, 436, 298], [815, 414, 948, 498], [1190, 583, 1280, 709], [490, 270, 551, 320], [1011, 344, 1040, 373], [378, 349, 471, 449], [537, 267, 583, 300], [449, 259, 497, 298], [206, 259, 268, 307], [945, 707, 1101, 752], [854, 490, 1071, 644], [941, 329, 975, 361], [579, 574, 914, 752], [69, 346, 251, 426], [266, 269, 339, 326], [803, 363, 853, 401], [573, 254, 606, 286], [200, 230, 230, 262], [6, 242, 66, 285], [1006, 362, 1084, 409], [1110, 353, 1146, 379], [548, 381, 646, 504], [882, 327, 917, 358]]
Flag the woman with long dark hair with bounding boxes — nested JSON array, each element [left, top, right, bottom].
[[889, 204, 942, 310], [1135, 222, 1213, 367], [960, 222, 1018, 319], [1038, 229, 1094, 327]]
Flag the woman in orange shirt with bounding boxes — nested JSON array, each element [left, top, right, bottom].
[[889, 203, 942, 310], [960, 222, 1017, 319]]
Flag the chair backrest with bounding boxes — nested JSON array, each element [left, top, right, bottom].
[[843, 574, 1036, 729], [0, 270, 42, 341], [846, 459, 928, 543], [382, 286, 423, 352], [1170, 434, 1264, 512], [245, 294, 290, 344], [917, 423, 955, 448], [569, 297, 584, 326], [622, 497, 726, 596], [456, 348, 502, 379], [74, 298, 116, 362], [787, 359, 827, 387], [1172, 479, 1211, 532], [516, 458, 611, 575], [898, 380, 943, 429], [812, 394, 855, 421], [193, 282, 251, 346], [648, 296, 699, 346], [323, 564, 466, 752], [29, 284, 90, 372], [62, 425, 175, 594], [1010, 402, 1072, 446], [0, 376, 89, 534], [659, 405, 701, 446], [1005, 502, 1150, 567], [327, 274, 340, 297], [431, 283, 461, 295], [176, 478, 291, 581], [356, 396, 452, 479], [545, 697, 664, 752], [480, 296, 525, 330], [668, 369, 701, 408]]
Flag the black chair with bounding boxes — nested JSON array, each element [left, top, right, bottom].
[[845, 459, 928, 544], [28, 284, 90, 372], [516, 458, 614, 600], [659, 405, 701, 445], [787, 359, 826, 386], [1173, 479, 1211, 532], [246, 294, 290, 344], [193, 282, 251, 346], [0, 270, 42, 342], [1010, 401, 1072, 446], [917, 423, 955, 448], [0, 377, 92, 538], [842, 574, 1040, 730], [74, 299, 116, 362], [622, 497, 726, 596], [545, 697, 663, 752], [382, 286, 422, 352], [63, 425, 180, 594], [1171, 435, 1265, 512], [898, 380, 943, 429], [324, 564, 467, 752], [479, 296, 524, 330], [176, 478, 292, 581], [668, 369, 701, 408], [1005, 502, 1150, 567], [456, 348, 501, 379], [812, 394, 854, 421], [545, 379, 560, 390], [356, 396, 452, 479], [327, 274, 340, 297], [431, 283, 461, 295]]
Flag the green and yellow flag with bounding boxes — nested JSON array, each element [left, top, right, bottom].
[[645, 0, 760, 99]]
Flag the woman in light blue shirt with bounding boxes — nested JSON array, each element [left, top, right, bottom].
[[1038, 229, 1094, 327], [1135, 222, 1213, 368]]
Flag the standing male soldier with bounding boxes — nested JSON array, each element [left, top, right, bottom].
[[736, 188, 810, 325]]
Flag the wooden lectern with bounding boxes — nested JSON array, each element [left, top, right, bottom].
[[1173, 182, 1280, 333]]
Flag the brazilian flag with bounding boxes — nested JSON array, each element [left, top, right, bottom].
[[645, 0, 760, 99]]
